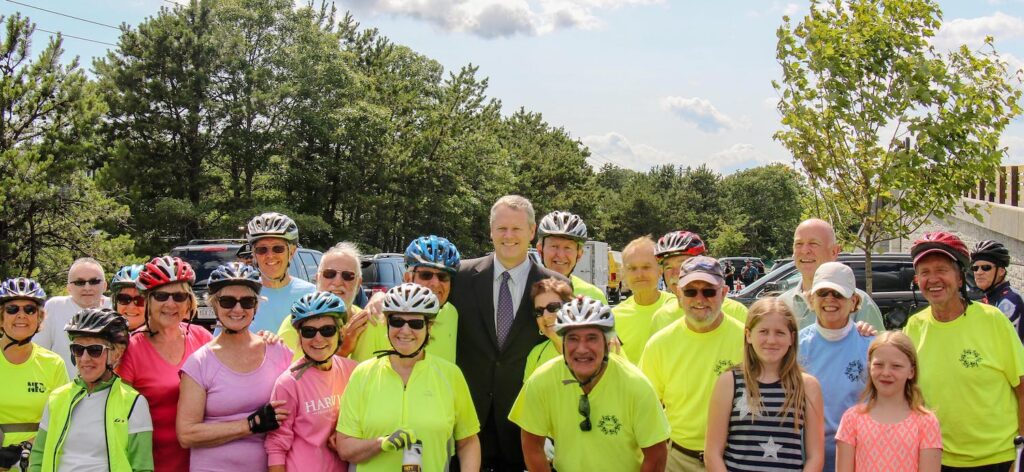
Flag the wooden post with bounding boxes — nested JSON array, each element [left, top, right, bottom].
[[1012, 166, 1020, 207], [999, 167, 1007, 204]]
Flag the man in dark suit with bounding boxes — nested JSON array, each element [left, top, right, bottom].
[[451, 195, 567, 472]]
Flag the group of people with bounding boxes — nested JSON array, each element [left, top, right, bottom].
[[1, 194, 1024, 472]]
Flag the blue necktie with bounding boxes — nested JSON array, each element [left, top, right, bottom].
[[497, 271, 514, 347]]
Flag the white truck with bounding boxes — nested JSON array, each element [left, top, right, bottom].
[[574, 241, 610, 296]]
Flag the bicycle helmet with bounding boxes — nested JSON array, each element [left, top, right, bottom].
[[554, 296, 615, 336], [0, 277, 46, 304], [290, 291, 346, 327], [537, 211, 588, 242], [137, 256, 196, 291], [236, 243, 252, 259], [111, 265, 144, 291], [911, 232, 970, 269], [655, 231, 706, 259], [65, 308, 130, 346], [207, 262, 262, 294], [382, 283, 440, 318], [404, 235, 461, 274], [246, 212, 299, 244], [971, 240, 1011, 268]]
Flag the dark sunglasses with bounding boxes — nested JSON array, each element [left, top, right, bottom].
[[253, 245, 288, 255], [218, 296, 258, 310], [971, 264, 995, 273], [4, 304, 38, 315], [578, 393, 592, 432], [533, 302, 562, 317], [151, 291, 189, 303], [814, 289, 848, 300], [69, 278, 103, 287], [682, 288, 719, 298], [321, 269, 358, 281], [387, 317, 426, 330], [300, 325, 339, 339], [70, 343, 109, 358], [413, 270, 451, 283], [115, 294, 146, 307]]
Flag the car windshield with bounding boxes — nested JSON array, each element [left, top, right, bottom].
[[169, 247, 238, 284]]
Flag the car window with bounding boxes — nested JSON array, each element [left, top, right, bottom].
[[776, 271, 802, 293], [390, 261, 403, 284], [288, 255, 301, 278], [361, 262, 378, 283], [299, 252, 318, 281], [170, 247, 238, 283]]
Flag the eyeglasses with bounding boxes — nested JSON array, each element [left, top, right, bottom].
[[300, 325, 339, 339], [321, 269, 357, 281], [972, 264, 995, 273], [413, 269, 451, 283], [814, 289, 848, 300], [69, 278, 103, 287], [253, 245, 288, 255], [217, 296, 257, 310], [387, 317, 426, 330], [3, 304, 38, 316], [151, 291, 189, 303], [533, 302, 562, 317], [115, 294, 145, 307], [578, 393, 592, 432], [682, 288, 719, 298], [70, 343, 109, 359]]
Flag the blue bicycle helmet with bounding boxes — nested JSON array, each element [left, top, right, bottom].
[[111, 264, 144, 291], [290, 291, 346, 327], [404, 235, 461, 274], [207, 262, 262, 294], [0, 277, 46, 304]]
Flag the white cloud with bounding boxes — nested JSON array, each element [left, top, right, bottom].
[[580, 132, 685, 170], [1003, 135, 1024, 164], [340, 0, 663, 38], [660, 96, 737, 133], [709, 143, 783, 170], [933, 12, 1024, 51]]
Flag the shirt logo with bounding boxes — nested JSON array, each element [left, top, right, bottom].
[[598, 415, 622, 436], [959, 349, 982, 368], [26, 382, 45, 393], [844, 360, 865, 382], [713, 360, 734, 376]]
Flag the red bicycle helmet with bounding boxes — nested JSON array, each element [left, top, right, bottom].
[[655, 231, 706, 260], [136, 256, 196, 291], [910, 232, 970, 269]]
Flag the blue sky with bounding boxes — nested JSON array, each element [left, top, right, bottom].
[[7, 0, 1024, 173]]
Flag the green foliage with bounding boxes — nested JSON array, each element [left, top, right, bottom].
[[721, 164, 806, 258]]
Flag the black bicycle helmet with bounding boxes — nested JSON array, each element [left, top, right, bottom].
[[65, 308, 130, 346], [971, 240, 1011, 268]]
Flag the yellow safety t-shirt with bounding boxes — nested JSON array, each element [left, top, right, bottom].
[[612, 291, 673, 362], [571, 275, 609, 305], [0, 344, 68, 446]]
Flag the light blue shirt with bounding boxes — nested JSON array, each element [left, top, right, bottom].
[[797, 325, 874, 472], [251, 277, 316, 334]]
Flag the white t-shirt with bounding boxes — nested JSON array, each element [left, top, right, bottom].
[[36, 296, 111, 378]]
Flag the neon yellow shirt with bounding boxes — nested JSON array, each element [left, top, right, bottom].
[[339, 304, 459, 364], [639, 316, 745, 449], [0, 344, 68, 446], [523, 340, 560, 382], [509, 355, 670, 471], [278, 305, 364, 362], [648, 296, 749, 337], [571, 275, 609, 304], [336, 354, 480, 472], [904, 302, 1024, 467], [612, 291, 673, 362]]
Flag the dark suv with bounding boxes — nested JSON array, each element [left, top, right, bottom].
[[169, 239, 323, 329], [360, 253, 407, 298]]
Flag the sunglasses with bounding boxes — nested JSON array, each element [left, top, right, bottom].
[[4, 304, 38, 315], [69, 278, 103, 287], [533, 302, 562, 317], [682, 288, 719, 298], [151, 291, 189, 303], [115, 294, 145, 307], [578, 393, 592, 432], [253, 245, 288, 255], [413, 270, 451, 283], [321, 269, 358, 281], [814, 289, 848, 300], [218, 296, 257, 310], [387, 317, 426, 330], [971, 264, 995, 273], [70, 343, 109, 359], [300, 325, 339, 339]]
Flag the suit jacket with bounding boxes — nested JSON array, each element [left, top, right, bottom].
[[451, 255, 568, 427]]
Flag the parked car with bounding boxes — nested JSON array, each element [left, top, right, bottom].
[[360, 253, 406, 298], [169, 239, 323, 330]]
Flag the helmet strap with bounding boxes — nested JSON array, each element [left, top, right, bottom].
[[375, 327, 429, 359], [2, 334, 32, 352]]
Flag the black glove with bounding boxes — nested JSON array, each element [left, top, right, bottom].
[[0, 443, 24, 468], [247, 403, 280, 434]]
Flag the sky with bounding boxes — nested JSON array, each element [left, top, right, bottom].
[[6, 0, 1024, 174]]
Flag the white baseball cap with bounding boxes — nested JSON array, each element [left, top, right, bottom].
[[810, 262, 855, 298]]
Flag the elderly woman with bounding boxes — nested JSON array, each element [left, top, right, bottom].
[[522, 278, 574, 381], [111, 265, 146, 331], [116, 256, 213, 472], [0, 278, 68, 471], [336, 283, 481, 471], [176, 262, 292, 472], [797, 262, 874, 472]]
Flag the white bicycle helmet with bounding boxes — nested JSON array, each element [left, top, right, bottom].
[[382, 283, 440, 318], [554, 296, 615, 336], [246, 212, 299, 244], [537, 211, 588, 242]]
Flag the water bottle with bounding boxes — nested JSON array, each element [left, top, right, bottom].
[[401, 440, 423, 472]]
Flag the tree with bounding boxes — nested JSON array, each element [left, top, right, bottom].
[[774, 0, 1022, 292], [721, 164, 805, 258]]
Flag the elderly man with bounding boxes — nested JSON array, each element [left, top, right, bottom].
[[640, 256, 745, 472], [780, 218, 885, 331], [905, 231, 1024, 470], [535, 210, 608, 303], [451, 195, 566, 472], [614, 236, 674, 363], [35, 257, 110, 378], [247, 212, 316, 334]]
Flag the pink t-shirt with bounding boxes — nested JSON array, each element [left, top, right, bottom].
[[266, 355, 359, 471], [180, 341, 293, 472], [117, 323, 213, 472], [835, 406, 942, 472]]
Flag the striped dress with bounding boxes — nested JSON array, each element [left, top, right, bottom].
[[723, 370, 804, 471]]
